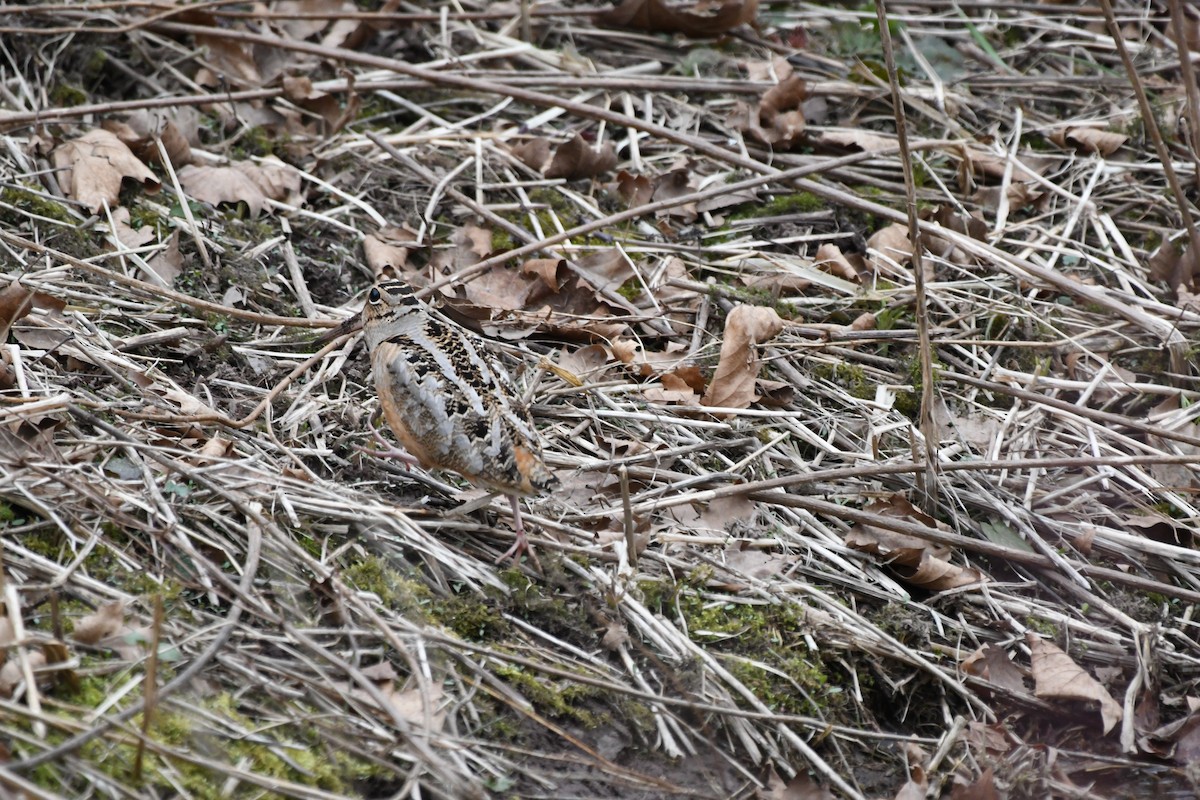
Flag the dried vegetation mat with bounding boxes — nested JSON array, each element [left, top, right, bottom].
[[3, 1, 1200, 798]]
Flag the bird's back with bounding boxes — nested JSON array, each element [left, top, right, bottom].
[[364, 282, 558, 497]]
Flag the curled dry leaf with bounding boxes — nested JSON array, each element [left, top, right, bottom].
[[555, 344, 611, 384], [731, 75, 807, 149], [1049, 125, 1128, 157], [844, 495, 987, 591], [0, 280, 36, 343], [146, 229, 184, 285], [545, 133, 618, 180], [52, 128, 159, 213], [71, 600, 126, 645], [510, 137, 552, 172], [363, 226, 419, 278], [866, 223, 914, 273], [102, 114, 192, 168], [281, 73, 356, 133], [521, 258, 565, 292], [1148, 238, 1200, 292], [177, 158, 301, 217], [1027, 633, 1123, 734], [598, 0, 759, 37], [961, 644, 1029, 695], [813, 243, 863, 282], [0, 651, 46, 698], [700, 304, 785, 409]]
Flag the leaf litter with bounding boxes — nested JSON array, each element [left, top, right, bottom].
[[2, 2, 1200, 799]]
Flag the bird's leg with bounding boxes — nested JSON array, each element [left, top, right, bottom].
[[356, 408, 419, 467], [495, 494, 540, 570]]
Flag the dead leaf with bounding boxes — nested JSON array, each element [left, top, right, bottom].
[[643, 382, 701, 404], [1148, 238, 1200, 292], [701, 304, 785, 408], [1049, 125, 1128, 157], [146, 229, 184, 285], [600, 619, 629, 650], [575, 248, 635, 294], [598, 0, 759, 37], [196, 31, 265, 87], [545, 133, 618, 180], [103, 114, 192, 168], [810, 128, 896, 153], [758, 768, 836, 800], [281, 72, 355, 133], [9, 289, 70, 352], [867, 223, 914, 272], [511, 137, 552, 172], [71, 600, 126, 645], [0, 651, 45, 698], [813, 243, 863, 282], [948, 768, 999, 800], [521, 258, 565, 291], [364, 226, 419, 278], [109, 206, 156, 250], [962, 644, 1028, 694], [663, 364, 707, 393], [616, 170, 654, 207], [337, 666, 447, 730], [845, 495, 987, 591], [0, 280, 36, 343], [459, 264, 538, 311], [555, 344, 611, 384], [731, 74, 807, 148], [177, 157, 301, 217], [1027, 633, 1123, 734], [52, 129, 159, 213]]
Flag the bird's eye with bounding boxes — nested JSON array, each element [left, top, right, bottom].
[[368, 287, 382, 303]]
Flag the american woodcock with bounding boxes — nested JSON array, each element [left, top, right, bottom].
[[359, 280, 558, 563]]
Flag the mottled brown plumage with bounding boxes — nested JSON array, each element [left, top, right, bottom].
[[360, 280, 557, 562]]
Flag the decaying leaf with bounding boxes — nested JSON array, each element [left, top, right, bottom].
[[0, 280, 36, 344], [731, 73, 807, 149], [1148, 238, 1200, 292], [103, 114, 193, 168], [701, 304, 785, 409], [1027, 633, 1123, 734], [598, 0, 759, 37], [1049, 125, 1128, 157], [844, 495, 987, 591], [364, 226, 420, 278], [52, 129, 160, 213], [146, 229, 184, 285], [866, 223, 914, 273], [71, 600, 126, 645], [521, 258, 565, 291], [555, 343, 611, 384], [810, 128, 897, 154], [813, 243, 863, 282], [545, 133, 618, 180], [337, 663, 446, 730], [962, 644, 1029, 694], [511, 137, 553, 172], [177, 157, 301, 217]]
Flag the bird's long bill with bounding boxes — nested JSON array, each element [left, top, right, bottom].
[[314, 311, 364, 346]]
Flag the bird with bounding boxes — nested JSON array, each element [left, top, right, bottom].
[[357, 279, 559, 564]]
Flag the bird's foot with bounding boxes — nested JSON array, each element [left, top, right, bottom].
[[495, 494, 541, 571]]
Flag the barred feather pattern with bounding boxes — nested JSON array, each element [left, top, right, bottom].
[[361, 281, 558, 497]]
